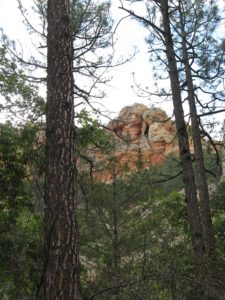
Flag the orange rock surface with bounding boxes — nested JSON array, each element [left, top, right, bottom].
[[80, 103, 181, 182]]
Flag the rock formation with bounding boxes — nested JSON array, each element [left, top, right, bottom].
[[80, 103, 181, 182]]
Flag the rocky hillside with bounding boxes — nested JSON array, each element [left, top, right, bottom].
[[80, 103, 185, 182]]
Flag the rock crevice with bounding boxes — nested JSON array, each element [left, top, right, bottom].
[[81, 103, 179, 182]]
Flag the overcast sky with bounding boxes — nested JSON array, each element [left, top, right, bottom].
[[0, 0, 223, 127], [0, 0, 164, 120]]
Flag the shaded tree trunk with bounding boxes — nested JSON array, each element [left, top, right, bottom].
[[120, 0, 218, 297], [178, 4, 215, 256], [42, 0, 80, 299], [112, 177, 120, 299], [159, 0, 208, 297]]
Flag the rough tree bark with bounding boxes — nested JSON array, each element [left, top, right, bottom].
[[42, 0, 80, 299], [159, 1, 210, 298], [120, 0, 218, 297], [178, 3, 215, 256]]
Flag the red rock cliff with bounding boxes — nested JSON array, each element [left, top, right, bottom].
[[80, 103, 181, 182]]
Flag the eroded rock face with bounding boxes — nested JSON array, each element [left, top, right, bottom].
[[109, 103, 147, 140], [80, 103, 179, 182]]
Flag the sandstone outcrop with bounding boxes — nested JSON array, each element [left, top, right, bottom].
[[80, 103, 181, 182]]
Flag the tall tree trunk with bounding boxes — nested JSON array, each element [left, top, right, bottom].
[[43, 0, 80, 299], [112, 177, 120, 299], [178, 5, 215, 256], [159, 1, 208, 297]]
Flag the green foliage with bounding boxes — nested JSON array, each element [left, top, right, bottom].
[[0, 45, 45, 122], [0, 118, 225, 299], [78, 156, 198, 299], [72, 0, 112, 50], [0, 122, 29, 211], [145, 154, 184, 192], [76, 109, 114, 153], [77, 146, 225, 299], [0, 122, 42, 299], [211, 181, 225, 242], [203, 149, 221, 182]]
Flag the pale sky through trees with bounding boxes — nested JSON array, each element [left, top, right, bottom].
[[0, 0, 161, 119], [0, 0, 224, 129]]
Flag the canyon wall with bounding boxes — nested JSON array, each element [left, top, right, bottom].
[[79, 103, 184, 182]]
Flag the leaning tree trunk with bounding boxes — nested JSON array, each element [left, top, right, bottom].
[[160, 1, 209, 298], [179, 7, 215, 256], [42, 0, 80, 299]]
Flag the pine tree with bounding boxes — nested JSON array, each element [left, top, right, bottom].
[[42, 1, 80, 299], [119, 0, 224, 297]]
